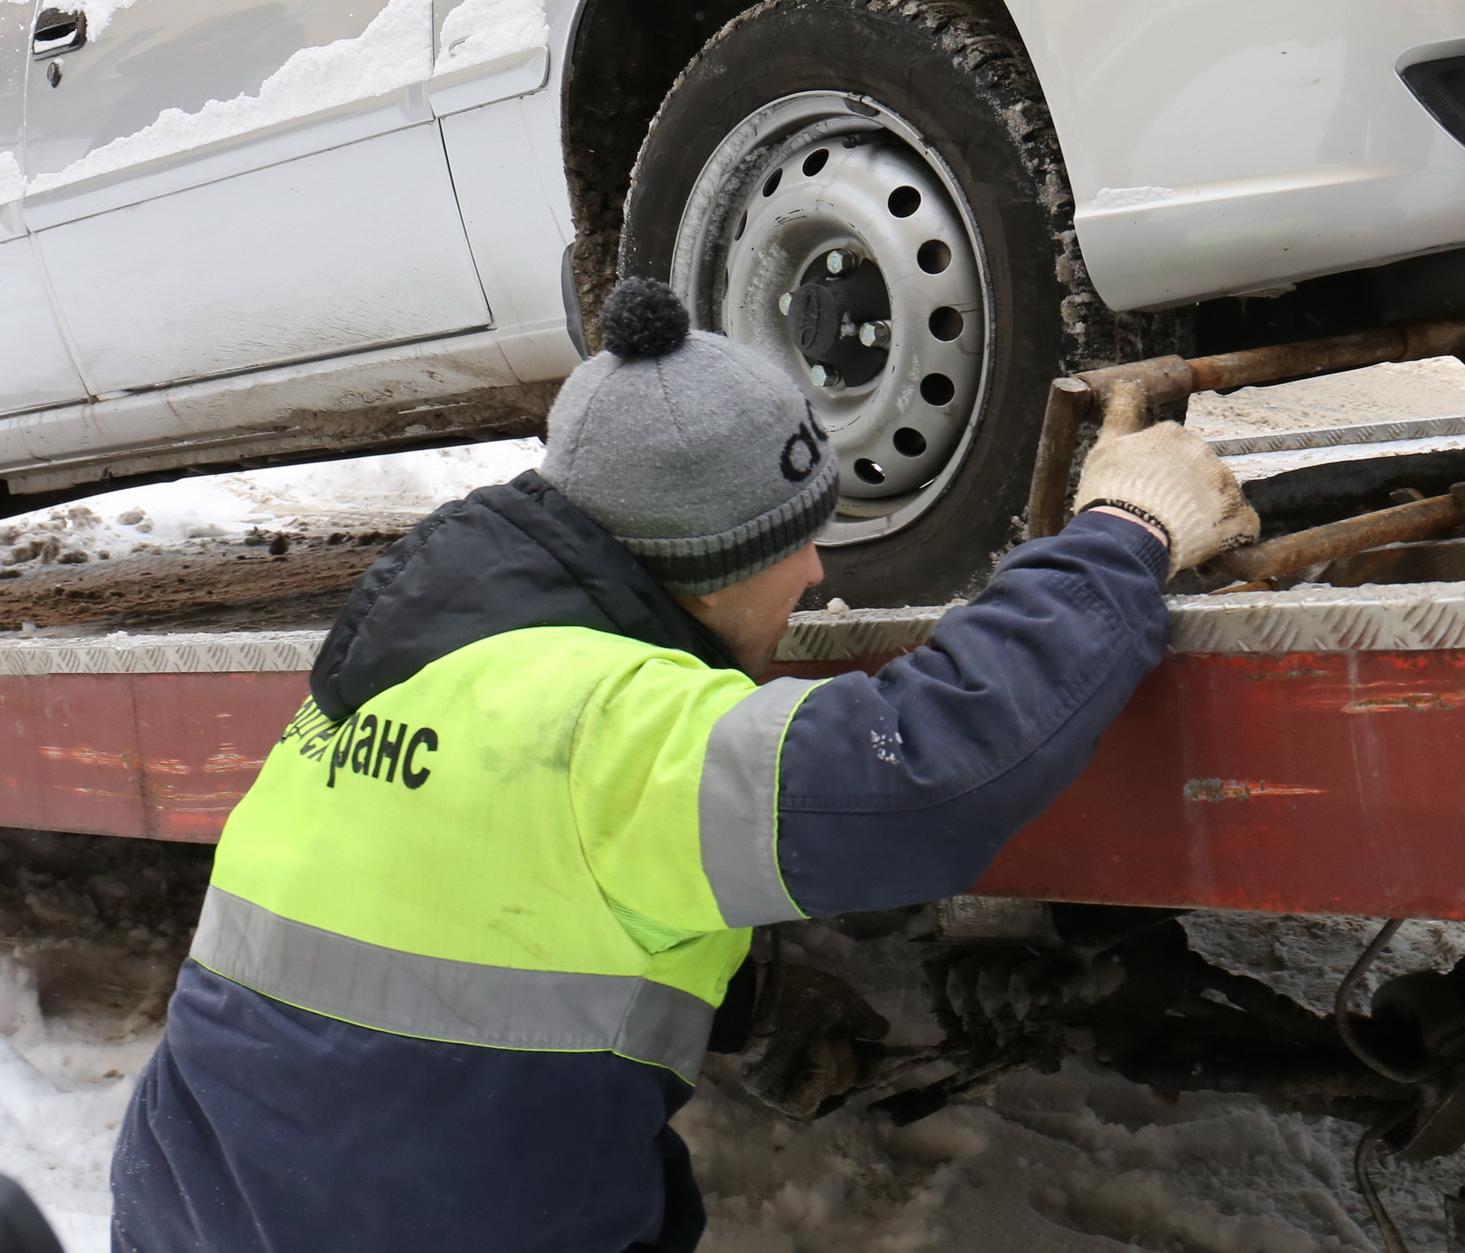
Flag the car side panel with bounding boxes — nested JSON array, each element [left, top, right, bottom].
[[34, 128, 487, 394], [0, 1, 88, 414], [432, 0, 580, 382], [21, 0, 491, 395], [1006, 0, 1465, 309]]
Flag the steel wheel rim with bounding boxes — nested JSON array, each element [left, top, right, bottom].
[[669, 92, 996, 547]]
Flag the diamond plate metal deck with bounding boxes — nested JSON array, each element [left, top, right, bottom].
[[775, 582, 1465, 664], [0, 631, 326, 676], [2, 584, 1464, 678], [1206, 414, 1465, 457]]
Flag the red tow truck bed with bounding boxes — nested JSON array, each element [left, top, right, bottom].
[[4, 577, 1462, 920]]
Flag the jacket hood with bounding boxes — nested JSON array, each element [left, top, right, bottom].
[[310, 470, 739, 721]]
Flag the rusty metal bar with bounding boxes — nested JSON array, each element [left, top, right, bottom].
[[1219, 491, 1465, 585], [1076, 354, 1193, 409], [1074, 318, 1465, 408], [1024, 315, 1465, 542], [1025, 377, 1093, 539]]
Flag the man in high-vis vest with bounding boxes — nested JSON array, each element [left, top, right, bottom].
[[111, 279, 1258, 1252]]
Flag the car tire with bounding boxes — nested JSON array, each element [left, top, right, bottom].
[[621, 0, 1184, 606]]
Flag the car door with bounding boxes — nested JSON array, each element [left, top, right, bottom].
[[430, 0, 580, 384], [0, 1, 89, 416], [20, 0, 491, 397]]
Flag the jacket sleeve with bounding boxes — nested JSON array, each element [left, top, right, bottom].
[[570, 510, 1166, 936], [775, 510, 1169, 918]]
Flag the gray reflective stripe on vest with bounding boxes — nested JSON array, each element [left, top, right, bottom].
[[698, 675, 826, 928], [190, 886, 716, 1083]]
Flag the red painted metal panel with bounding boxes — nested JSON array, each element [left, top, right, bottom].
[[778, 649, 1465, 919], [977, 651, 1465, 919], [0, 673, 305, 842], [2, 652, 1464, 918], [0, 675, 146, 836]]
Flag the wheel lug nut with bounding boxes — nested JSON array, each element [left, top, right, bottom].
[[778, 291, 794, 316], [825, 249, 859, 276], [858, 320, 892, 349], [810, 364, 843, 389]]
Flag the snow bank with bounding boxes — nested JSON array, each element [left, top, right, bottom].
[[1190, 356, 1465, 439]]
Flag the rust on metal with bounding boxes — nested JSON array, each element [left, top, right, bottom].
[[1026, 376, 1154, 541], [1024, 376, 1093, 539], [1219, 492, 1465, 584], [1026, 315, 1465, 541], [1322, 538, 1465, 589], [1341, 692, 1465, 714], [1076, 354, 1193, 408], [1182, 778, 1325, 803]]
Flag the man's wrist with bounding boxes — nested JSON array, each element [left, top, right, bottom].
[[1083, 502, 1171, 549]]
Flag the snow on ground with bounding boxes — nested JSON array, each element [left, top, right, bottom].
[[5, 361, 1465, 1249], [0, 963, 153, 1252], [0, 440, 544, 571], [6, 912, 1463, 1253]]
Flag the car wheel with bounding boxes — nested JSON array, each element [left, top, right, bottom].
[[621, 0, 1183, 606]]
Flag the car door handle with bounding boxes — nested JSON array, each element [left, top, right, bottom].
[[32, 8, 86, 59]]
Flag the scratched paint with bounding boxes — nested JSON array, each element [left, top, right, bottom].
[[1242, 667, 1329, 682], [37, 745, 134, 770], [1342, 691, 1465, 714], [203, 749, 266, 775], [1183, 779, 1325, 803]]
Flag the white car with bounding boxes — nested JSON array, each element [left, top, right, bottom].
[[2, 0, 1463, 602]]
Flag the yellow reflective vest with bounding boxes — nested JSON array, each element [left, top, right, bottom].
[[193, 625, 825, 1083]]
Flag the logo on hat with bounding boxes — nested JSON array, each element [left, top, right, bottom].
[[780, 402, 831, 483]]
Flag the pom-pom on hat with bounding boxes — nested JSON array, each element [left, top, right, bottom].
[[540, 279, 839, 595], [598, 278, 690, 357]]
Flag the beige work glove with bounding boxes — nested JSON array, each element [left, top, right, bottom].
[[1074, 420, 1260, 575]]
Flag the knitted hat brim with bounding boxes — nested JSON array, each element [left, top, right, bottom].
[[620, 457, 839, 595]]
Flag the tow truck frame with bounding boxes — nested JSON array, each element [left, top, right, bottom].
[[4, 321, 1465, 1247]]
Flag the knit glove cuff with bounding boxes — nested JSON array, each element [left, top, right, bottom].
[[1074, 421, 1260, 575]]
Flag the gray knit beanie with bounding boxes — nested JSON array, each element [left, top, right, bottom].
[[541, 279, 839, 595]]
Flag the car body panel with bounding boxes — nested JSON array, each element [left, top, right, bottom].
[[436, 0, 578, 383], [0, 1, 89, 412], [2, 0, 1463, 494], [0, 328, 522, 492], [1004, 0, 1465, 309], [21, 0, 491, 394], [34, 126, 491, 394]]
